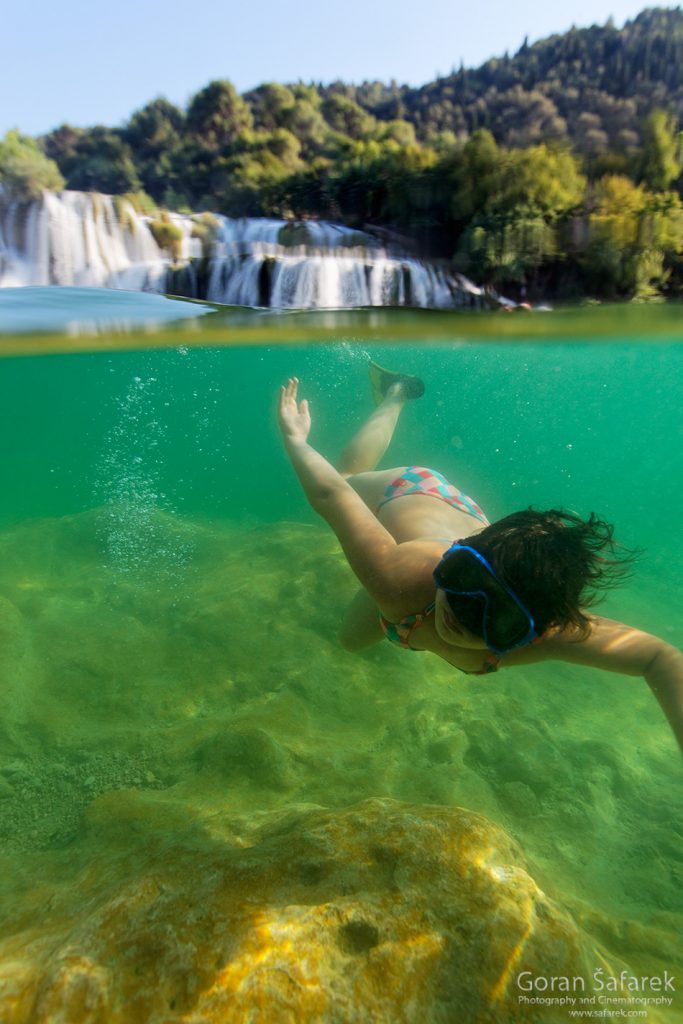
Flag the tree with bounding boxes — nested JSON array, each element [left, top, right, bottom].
[[166, 139, 216, 209], [579, 175, 683, 297], [488, 87, 568, 148], [379, 144, 439, 226], [453, 144, 585, 286], [266, 163, 333, 219], [486, 146, 585, 219], [124, 98, 185, 157], [446, 129, 500, 224], [0, 130, 65, 200], [41, 124, 83, 166], [456, 217, 558, 285], [246, 83, 296, 131], [123, 99, 186, 201], [291, 84, 323, 108], [321, 95, 377, 139], [282, 98, 329, 155], [377, 120, 417, 147], [261, 129, 303, 171], [186, 80, 253, 150], [639, 110, 682, 191], [60, 128, 140, 194]]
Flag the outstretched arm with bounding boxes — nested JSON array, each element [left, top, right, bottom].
[[278, 377, 354, 510], [644, 643, 683, 754], [543, 616, 683, 754], [277, 378, 413, 611]]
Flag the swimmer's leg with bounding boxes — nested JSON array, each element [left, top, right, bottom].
[[337, 385, 406, 476], [337, 366, 424, 476], [339, 587, 384, 651], [368, 360, 425, 406]]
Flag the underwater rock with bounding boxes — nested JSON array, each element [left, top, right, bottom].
[[193, 726, 293, 789], [0, 509, 679, 1020], [0, 798, 593, 1023]]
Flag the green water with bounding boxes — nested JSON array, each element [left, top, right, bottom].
[[0, 288, 682, 1019]]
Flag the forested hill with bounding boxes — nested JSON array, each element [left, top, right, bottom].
[[322, 7, 683, 153], [2, 6, 683, 300]]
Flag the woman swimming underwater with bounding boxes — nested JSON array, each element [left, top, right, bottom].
[[277, 364, 683, 754]]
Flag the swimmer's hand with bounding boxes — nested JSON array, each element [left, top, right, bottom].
[[278, 377, 311, 446]]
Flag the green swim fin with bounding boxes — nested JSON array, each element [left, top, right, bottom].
[[368, 360, 425, 406]]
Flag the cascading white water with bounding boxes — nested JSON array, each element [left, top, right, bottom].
[[213, 217, 367, 252], [0, 189, 488, 309], [207, 249, 471, 309], [0, 189, 170, 291]]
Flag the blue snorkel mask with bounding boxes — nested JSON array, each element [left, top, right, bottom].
[[433, 543, 537, 655]]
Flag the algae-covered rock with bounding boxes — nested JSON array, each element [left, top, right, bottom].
[[277, 221, 312, 247], [148, 212, 183, 259], [190, 211, 220, 257], [0, 799, 594, 1024], [193, 726, 293, 788]]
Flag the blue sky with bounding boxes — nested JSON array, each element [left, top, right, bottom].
[[2, 0, 676, 137]]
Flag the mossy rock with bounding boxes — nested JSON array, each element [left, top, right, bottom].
[[193, 727, 292, 789], [192, 211, 220, 230], [277, 222, 312, 247], [190, 212, 220, 257], [338, 231, 370, 248], [148, 213, 184, 259], [115, 191, 157, 217]]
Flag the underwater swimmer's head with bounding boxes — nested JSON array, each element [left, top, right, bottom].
[[433, 543, 536, 654], [434, 509, 638, 647]]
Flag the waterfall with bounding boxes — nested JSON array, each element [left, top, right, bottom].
[[0, 190, 169, 291], [0, 189, 489, 309]]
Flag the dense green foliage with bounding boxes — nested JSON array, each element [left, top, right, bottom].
[[5, 7, 683, 298], [0, 131, 65, 200], [381, 8, 683, 154]]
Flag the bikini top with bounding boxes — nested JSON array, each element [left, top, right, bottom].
[[378, 603, 501, 675]]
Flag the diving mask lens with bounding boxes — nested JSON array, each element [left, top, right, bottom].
[[433, 544, 536, 654]]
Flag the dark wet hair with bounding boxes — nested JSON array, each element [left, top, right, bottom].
[[439, 509, 639, 638]]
